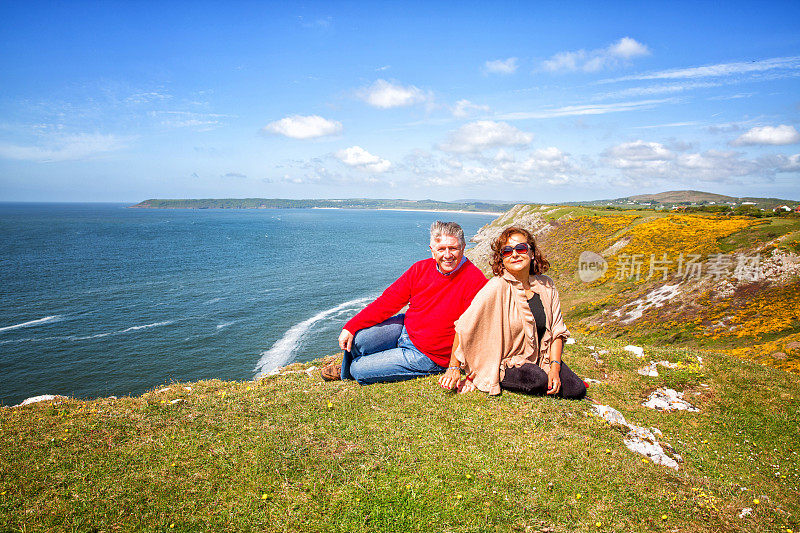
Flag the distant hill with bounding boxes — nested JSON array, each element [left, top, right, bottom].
[[628, 190, 735, 203], [565, 190, 798, 210], [129, 198, 508, 213]]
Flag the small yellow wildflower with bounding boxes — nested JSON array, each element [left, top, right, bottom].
[[456, 494, 462, 500], [405, 484, 411, 490], [753, 499, 760, 504], [261, 494, 268, 500], [596, 522, 602, 527], [327, 402, 333, 408], [576, 493, 582, 499], [605, 449, 611, 454], [466, 474, 472, 480], [170, 524, 175, 529], [662, 514, 668, 520]]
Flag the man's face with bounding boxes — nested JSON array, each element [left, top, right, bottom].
[[430, 234, 465, 274]]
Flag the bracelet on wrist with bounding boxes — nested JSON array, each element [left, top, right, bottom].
[[447, 366, 460, 371], [551, 360, 562, 366]]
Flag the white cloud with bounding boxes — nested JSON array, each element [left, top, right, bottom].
[[542, 37, 650, 73], [126, 91, 172, 104], [452, 99, 490, 118], [262, 115, 342, 139], [0, 133, 127, 162], [222, 172, 247, 179], [496, 98, 673, 121], [594, 81, 721, 100], [601, 139, 798, 182], [484, 57, 518, 74], [357, 79, 429, 108], [152, 111, 231, 131], [603, 55, 800, 83], [608, 37, 650, 59], [731, 125, 800, 146], [606, 140, 674, 161], [404, 145, 578, 187], [335, 146, 391, 172], [439, 121, 533, 153]]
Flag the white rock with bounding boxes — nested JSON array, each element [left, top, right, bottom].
[[638, 360, 679, 377], [638, 363, 659, 377], [565, 338, 576, 345], [623, 425, 680, 470], [584, 378, 602, 384], [739, 508, 752, 518], [169, 398, 184, 405], [304, 365, 318, 376], [643, 388, 699, 412], [592, 404, 682, 470], [157, 387, 171, 393], [624, 345, 645, 358], [592, 404, 628, 427], [14, 394, 67, 407], [184, 386, 192, 392]]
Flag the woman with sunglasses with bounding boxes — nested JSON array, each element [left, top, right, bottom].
[[438, 226, 586, 399]]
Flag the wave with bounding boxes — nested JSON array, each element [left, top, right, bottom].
[[69, 321, 174, 341], [253, 296, 372, 379], [0, 315, 62, 334], [216, 321, 235, 330]]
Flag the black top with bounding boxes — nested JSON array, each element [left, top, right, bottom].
[[527, 293, 546, 342]]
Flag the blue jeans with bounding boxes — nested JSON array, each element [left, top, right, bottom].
[[341, 314, 445, 384]]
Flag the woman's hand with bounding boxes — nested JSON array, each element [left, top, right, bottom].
[[546, 364, 561, 395], [438, 367, 461, 390]]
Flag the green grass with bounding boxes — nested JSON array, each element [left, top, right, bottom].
[[2, 338, 798, 532]]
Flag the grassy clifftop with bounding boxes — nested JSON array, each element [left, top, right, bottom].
[[3, 204, 800, 531], [1, 336, 798, 532]]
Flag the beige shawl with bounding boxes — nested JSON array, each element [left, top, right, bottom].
[[453, 271, 570, 395]]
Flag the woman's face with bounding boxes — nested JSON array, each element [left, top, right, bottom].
[[502, 232, 532, 277]]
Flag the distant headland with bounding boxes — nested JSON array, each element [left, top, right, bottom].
[[128, 198, 510, 213], [129, 191, 799, 212]]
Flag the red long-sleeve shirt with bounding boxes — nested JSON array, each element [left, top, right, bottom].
[[344, 258, 487, 367]]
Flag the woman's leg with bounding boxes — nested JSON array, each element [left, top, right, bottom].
[[500, 362, 586, 400], [499, 363, 548, 395], [557, 362, 587, 400]]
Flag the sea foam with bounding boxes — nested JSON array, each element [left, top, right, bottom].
[[253, 296, 372, 378], [0, 315, 62, 334]]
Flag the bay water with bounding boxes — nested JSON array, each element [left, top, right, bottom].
[[0, 203, 495, 405]]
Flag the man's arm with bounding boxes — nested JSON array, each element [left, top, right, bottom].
[[341, 262, 418, 342]]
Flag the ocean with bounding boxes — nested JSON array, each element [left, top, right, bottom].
[[0, 203, 495, 406]]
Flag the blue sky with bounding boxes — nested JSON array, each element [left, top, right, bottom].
[[1, 1, 799, 203]]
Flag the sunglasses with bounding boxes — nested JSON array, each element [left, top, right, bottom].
[[501, 242, 530, 257]]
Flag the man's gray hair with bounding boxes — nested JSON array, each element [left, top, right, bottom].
[[430, 221, 466, 248]]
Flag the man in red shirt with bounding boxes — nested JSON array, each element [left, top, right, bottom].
[[321, 221, 487, 384]]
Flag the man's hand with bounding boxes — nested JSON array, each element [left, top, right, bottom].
[[438, 367, 461, 390], [338, 329, 354, 352]]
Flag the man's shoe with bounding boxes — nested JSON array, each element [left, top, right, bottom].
[[321, 362, 342, 381]]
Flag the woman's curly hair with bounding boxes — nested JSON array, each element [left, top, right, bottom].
[[490, 226, 550, 277]]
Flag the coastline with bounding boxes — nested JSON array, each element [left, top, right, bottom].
[[310, 207, 503, 216]]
